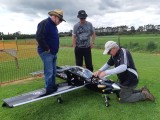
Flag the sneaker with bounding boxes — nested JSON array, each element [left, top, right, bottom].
[[38, 86, 58, 98], [142, 90, 155, 101], [141, 86, 150, 93]]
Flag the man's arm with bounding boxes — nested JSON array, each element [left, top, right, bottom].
[[105, 64, 127, 75], [93, 63, 110, 77], [91, 32, 96, 48], [72, 35, 76, 47], [72, 24, 77, 47], [36, 20, 49, 51], [99, 63, 110, 71], [98, 64, 127, 78], [92, 32, 96, 44]]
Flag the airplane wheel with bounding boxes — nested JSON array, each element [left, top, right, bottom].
[[105, 102, 109, 107], [108, 97, 111, 100], [2, 103, 6, 107], [57, 97, 63, 103]]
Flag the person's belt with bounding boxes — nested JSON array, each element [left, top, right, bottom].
[[76, 46, 90, 48]]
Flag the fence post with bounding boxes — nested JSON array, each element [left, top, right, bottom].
[[2, 38, 4, 50], [14, 57, 19, 69], [15, 37, 18, 51]]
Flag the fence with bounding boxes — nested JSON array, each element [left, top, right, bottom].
[[0, 39, 41, 85], [0, 38, 77, 86]]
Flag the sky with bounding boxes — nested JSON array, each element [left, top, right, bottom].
[[0, 0, 160, 34]]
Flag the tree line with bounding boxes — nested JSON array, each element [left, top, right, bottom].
[[94, 24, 160, 36], [1, 24, 160, 40]]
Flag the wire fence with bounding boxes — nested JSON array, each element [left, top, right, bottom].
[[0, 39, 76, 86]]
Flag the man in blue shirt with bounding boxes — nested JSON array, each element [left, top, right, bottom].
[[36, 9, 66, 96]]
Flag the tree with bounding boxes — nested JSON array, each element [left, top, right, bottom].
[[130, 26, 136, 33], [137, 26, 144, 32]]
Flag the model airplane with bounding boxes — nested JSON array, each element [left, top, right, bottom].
[[2, 66, 120, 108]]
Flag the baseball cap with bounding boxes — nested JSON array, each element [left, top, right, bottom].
[[103, 41, 118, 55]]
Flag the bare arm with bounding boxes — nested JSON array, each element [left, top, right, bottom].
[[72, 35, 76, 47], [91, 32, 96, 48]]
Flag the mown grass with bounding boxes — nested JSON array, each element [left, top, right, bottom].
[[60, 34, 160, 52], [1, 49, 160, 120]]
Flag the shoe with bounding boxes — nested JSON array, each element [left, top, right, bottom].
[[141, 86, 150, 93], [142, 90, 155, 101], [38, 86, 58, 98]]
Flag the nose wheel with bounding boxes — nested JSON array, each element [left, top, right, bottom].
[[104, 94, 110, 107], [57, 95, 63, 103]]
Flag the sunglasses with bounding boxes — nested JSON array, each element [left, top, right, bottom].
[[59, 18, 63, 22], [80, 18, 86, 20], [56, 16, 62, 22]]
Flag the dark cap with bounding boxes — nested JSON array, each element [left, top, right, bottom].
[[77, 10, 88, 18]]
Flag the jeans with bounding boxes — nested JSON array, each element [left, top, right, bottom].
[[39, 51, 57, 92]]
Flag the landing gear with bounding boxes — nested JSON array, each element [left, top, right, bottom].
[[104, 94, 110, 107], [57, 95, 63, 103], [2, 103, 6, 107], [105, 101, 109, 107]]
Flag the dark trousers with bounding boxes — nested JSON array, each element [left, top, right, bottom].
[[119, 85, 145, 103], [74, 47, 93, 72]]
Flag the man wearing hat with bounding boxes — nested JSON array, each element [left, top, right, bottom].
[[36, 9, 65, 96], [72, 10, 96, 72], [94, 41, 155, 103]]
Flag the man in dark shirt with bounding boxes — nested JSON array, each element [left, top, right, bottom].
[[36, 9, 66, 96], [94, 41, 155, 102]]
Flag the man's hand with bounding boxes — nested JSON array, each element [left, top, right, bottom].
[[99, 71, 107, 78], [90, 42, 94, 48], [93, 70, 102, 77]]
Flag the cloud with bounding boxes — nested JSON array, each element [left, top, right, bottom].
[[0, 0, 160, 34]]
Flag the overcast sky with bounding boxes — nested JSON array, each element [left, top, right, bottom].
[[0, 0, 160, 34]]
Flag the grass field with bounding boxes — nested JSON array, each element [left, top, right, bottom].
[[1, 49, 160, 120], [60, 34, 160, 52]]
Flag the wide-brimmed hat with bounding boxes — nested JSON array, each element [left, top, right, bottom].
[[77, 10, 88, 18], [103, 41, 118, 55], [48, 9, 66, 22]]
